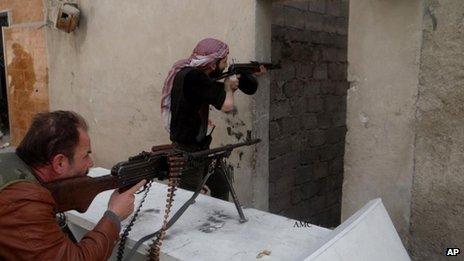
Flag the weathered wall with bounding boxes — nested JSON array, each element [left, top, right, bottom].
[[252, 0, 272, 210], [4, 27, 49, 145], [411, 1, 464, 260], [270, 0, 348, 228], [343, 0, 423, 244], [0, 0, 44, 24], [1, 0, 49, 145], [45, 0, 271, 208]]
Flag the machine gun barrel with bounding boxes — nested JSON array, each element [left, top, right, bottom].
[[185, 138, 261, 160]]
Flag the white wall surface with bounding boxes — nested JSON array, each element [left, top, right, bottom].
[[343, 0, 423, 243], [46, 0, 272, 208]]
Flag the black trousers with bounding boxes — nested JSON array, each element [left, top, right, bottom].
[[174, 142, 230, 201]]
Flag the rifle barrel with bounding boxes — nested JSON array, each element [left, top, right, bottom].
[[214, 61, 281, 81]]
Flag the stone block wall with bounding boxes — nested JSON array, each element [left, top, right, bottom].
[[269, 0, 348, 227]]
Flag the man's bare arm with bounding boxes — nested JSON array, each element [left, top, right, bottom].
[[221, 75, 239, 112]]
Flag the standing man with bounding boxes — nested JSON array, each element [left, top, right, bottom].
[[0, 111, 146, 260], [160, 38, 265, 200]]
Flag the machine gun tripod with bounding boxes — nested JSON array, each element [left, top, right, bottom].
[[122, 138, 261, 261]]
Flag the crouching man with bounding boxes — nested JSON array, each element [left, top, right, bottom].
[[0, 111, 145, 260]]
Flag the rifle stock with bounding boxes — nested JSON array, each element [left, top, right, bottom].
[[43, 150, 171, 213], [44, 175, 117, 213]]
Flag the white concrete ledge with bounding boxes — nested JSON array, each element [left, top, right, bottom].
[[299, 199, 410, 261], [67, 168, 409, 260], [67, 168, 331, 260]]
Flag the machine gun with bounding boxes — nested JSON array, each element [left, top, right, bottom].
[[43, 138, 260, 214], [43, 137, 261, 260], [121, 138, 262, 261]]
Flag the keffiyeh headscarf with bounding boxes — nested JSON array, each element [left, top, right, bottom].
[[160, 38, 229, 132]]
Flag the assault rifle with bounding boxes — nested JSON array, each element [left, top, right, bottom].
[[214, 61, 281, 81], [213, 61, 281, 95]]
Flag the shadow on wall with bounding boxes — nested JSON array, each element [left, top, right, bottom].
[[7, 42, 36, 145], [8, 43, 36, 98]]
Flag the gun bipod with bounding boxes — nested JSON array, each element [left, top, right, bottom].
[[124, 157, 248, 261]]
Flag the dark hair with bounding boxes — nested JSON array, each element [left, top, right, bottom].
[[16, 111, 88, 167]]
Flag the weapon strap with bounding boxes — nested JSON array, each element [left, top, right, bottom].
[[121, 154, 183, 261], [124, 158, 218, 261], [116, 180, 153, 261], [57, 213, 77, 243]]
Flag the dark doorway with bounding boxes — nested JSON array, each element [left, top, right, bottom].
[[269, 0, 349, 228], [0, 12, 9, 135]]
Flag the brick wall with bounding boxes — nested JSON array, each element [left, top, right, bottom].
[[269, 0, 348, 227]]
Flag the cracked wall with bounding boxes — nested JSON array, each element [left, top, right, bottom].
[[345, 1, 464, 259], [411, 1, 464, 260], [343, 0, 423, 247]]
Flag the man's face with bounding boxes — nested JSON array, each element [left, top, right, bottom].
[[63, 129, 94, 178], [218, 56, 228, 72], [210, 56, 228, 78]]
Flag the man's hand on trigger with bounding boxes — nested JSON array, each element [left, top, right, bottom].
[[107, 179, 147, 221], [200, 185, 210, 195], [208, 119, 216, 128], [253, 65, 267, 77], [225, 74, 240, 92]]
